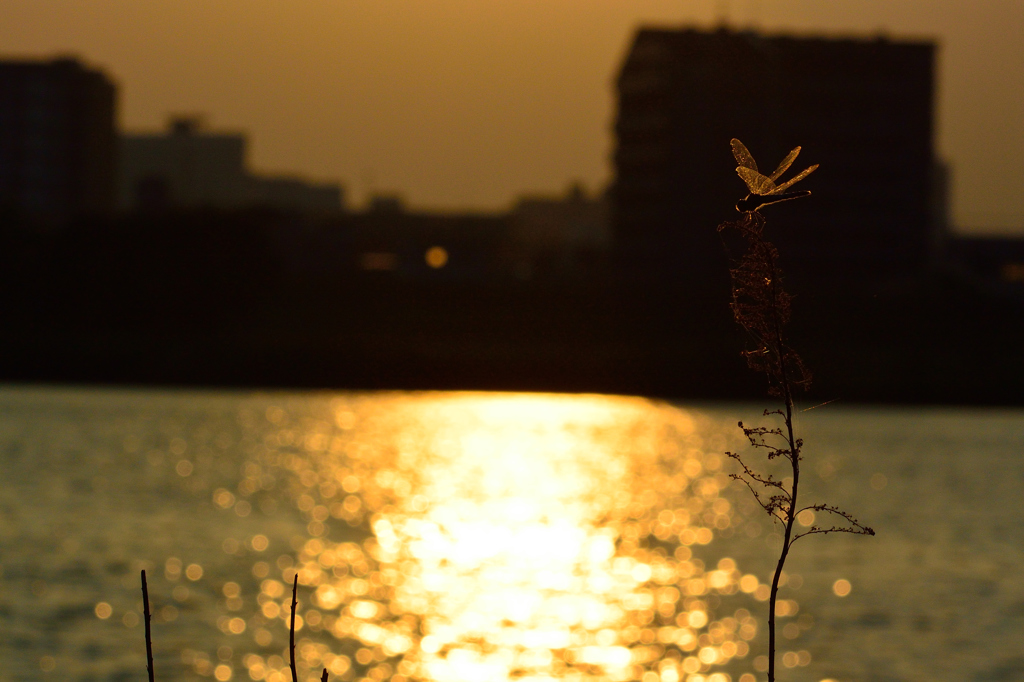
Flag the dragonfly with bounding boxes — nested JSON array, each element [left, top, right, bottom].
[[731, 138, 818, 212]]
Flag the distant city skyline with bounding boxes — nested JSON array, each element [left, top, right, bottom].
[[2, 0, 1023, 233]]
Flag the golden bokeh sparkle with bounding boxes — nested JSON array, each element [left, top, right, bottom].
[[195, 393, 792, 682]]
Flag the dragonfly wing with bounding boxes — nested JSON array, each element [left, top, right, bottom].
[[737, 166, 776, 194], [731, 138, 758, 172], [769, 146, 801, 182], [772, 164, 818, 193]]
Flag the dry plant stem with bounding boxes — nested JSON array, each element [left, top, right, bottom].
[[290, 575, 299, 682], [719, 211, 873, 682], [289, 575, 330, 682], [141, 570, 155, 682], [767, 348, 798, 682], [764, 264, 799, 682]]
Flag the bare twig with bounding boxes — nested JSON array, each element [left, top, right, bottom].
[[290, 574, 299, 682], [322, 668, 330, 682], [141, 570, 155, 682]]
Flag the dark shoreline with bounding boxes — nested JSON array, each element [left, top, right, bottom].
[[2, 277, 1020, 408], [2, 209, 1021, 407]]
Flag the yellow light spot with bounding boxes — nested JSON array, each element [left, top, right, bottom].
[[833, 579, 852, 597], [351, 600, 378, 619], [631, 563, 652, 582], [214, 489, 236, 509], [753, 655, 769, 672], [261, 579, 284, 598], [797, 509, 815, 527], [223, 582, 241, 598], [215, 664, 233, 681], [739, 574, 759, 593], [175, 460, 193, 477], [165, 557, 182, 580], [328, 656, 351, 676], [425, 246, 449, 268], [228, 618, 247, 634], [185, 563, 204, 581], [95, 602, 113, 619]]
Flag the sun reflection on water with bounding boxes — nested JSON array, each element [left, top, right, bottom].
[[203, 393, 778, 682]]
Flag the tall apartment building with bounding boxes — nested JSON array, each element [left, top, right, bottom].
[[613, 27, 939, 285], [0, 57, 117, 220]]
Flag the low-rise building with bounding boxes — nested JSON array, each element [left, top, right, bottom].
[[118, 117, 343, 213]]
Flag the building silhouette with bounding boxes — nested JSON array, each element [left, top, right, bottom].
[[613, 27, 939, 287], [506, 184, 610, 280], [0, 57, 117, 221], [119, 117, 343, 213]]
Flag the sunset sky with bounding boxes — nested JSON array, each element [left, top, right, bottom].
[[2, 0, 1022, 233]]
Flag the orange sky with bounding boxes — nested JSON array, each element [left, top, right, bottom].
[[2, 0, 1022, 232]]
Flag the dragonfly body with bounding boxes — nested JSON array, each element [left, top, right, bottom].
[[736, 190, 811, 213], [731, 138, 817, 212]]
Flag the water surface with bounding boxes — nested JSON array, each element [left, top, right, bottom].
[[0, 387, 1021, 682]]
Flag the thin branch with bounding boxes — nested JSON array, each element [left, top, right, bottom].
[[801, 503, 875, 529], [322, 669, 330, 682], [731, 474, 774, 514], [727, 453, 787, 490], [290, 575, 299, 682], [791, 525, 874, 544], [790, 505, 875, 545], [141, 570, 155, 682]]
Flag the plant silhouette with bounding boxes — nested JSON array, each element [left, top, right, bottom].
[[718, 139, 873, 682], [138, 570, 328, 682]]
